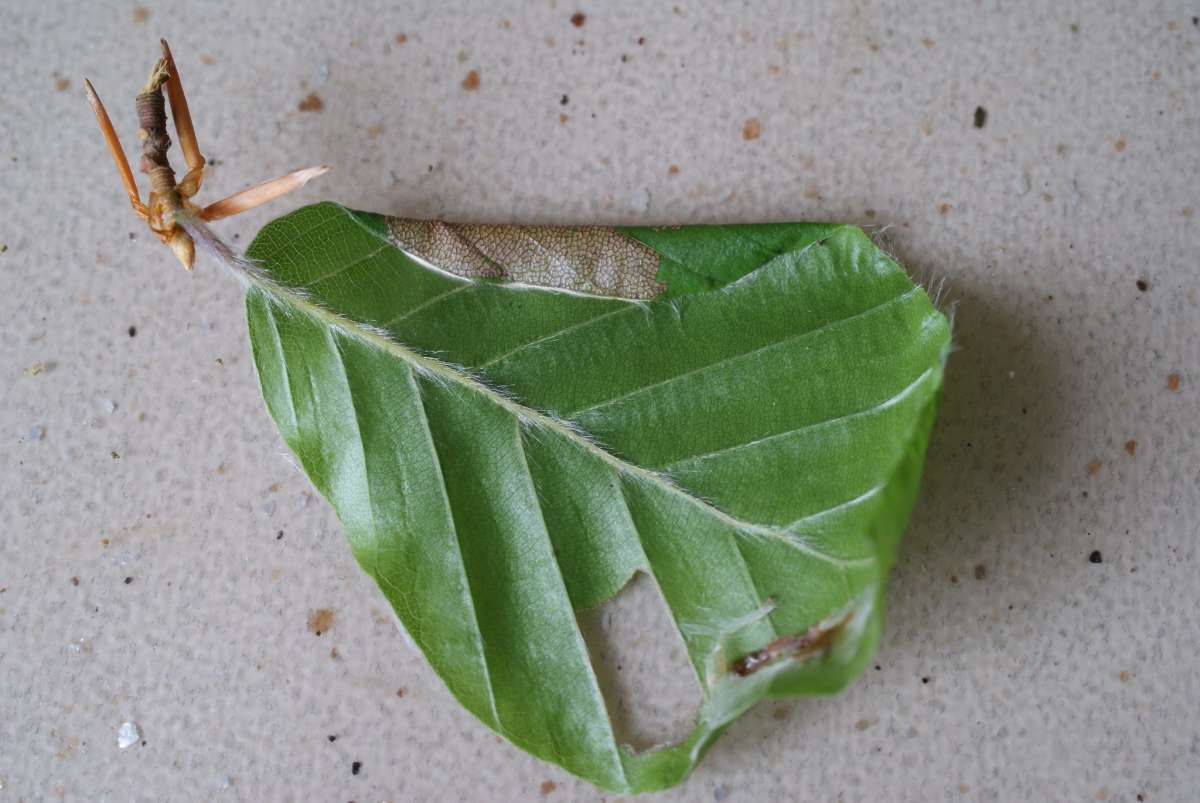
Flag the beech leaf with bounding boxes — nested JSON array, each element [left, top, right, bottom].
[[241, 202, 950, 792]]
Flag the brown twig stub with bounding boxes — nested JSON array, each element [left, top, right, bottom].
[[136, 73, 171, 173], [129, 57, 194, 268], [135, 64, 179, 203], [84, 39, 331, 270]]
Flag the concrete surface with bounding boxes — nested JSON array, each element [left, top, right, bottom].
[[2, 1, 1198, 801]]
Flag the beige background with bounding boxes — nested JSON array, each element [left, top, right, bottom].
[[2, 1, 1198, 801]]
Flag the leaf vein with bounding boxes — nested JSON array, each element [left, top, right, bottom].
[[299, 243, 388, 288], [477, 304, 638, 369], [564, 286, 921, 418], [380, 283, 473, 328], [662, 365, 937, 470]]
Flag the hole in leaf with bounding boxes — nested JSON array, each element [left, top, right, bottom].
[[577, 572, 700, 752]]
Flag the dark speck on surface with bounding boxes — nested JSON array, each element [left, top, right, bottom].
[[973, 106, 987, 128], [1136, 278, 1149, 292], [276, 530, 284, 540], [560, 94, 569, 105], [1089, 550, 1103, 564], [328, 734, 337, 742], [974, 564, 986, 580], [351, 761, 362, 775], [921, 676, 931, 684], [570, 11, 586, 27], [124, 576, 133, 585], [128, 326, 137, 337]]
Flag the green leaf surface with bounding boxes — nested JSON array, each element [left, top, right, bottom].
[[243, 202, 950, 793]]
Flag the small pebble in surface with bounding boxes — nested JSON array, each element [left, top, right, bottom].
[[117, 721, 141, 749], [1089, 550, 1103, 564], [351, 760, 362, 775], [65, 638, 91, 654], [713, 783, 729, 801], [631, 187, 652, 213]]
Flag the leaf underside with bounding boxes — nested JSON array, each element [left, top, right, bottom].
[[244, 202, 949, 793]]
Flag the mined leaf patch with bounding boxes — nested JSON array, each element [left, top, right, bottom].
[[244, 203, 949, 793]]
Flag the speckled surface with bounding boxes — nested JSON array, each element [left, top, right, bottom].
[[2, 1, 1198, 801]]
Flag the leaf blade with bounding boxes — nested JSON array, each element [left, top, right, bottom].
[[244, 202, 949, 792]]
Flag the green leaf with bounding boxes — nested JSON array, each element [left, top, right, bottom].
[[242, 202, 949, 793]]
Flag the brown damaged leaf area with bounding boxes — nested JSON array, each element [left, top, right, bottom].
[[730, 612, 853, 677], [385, 218, 664, 299]]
